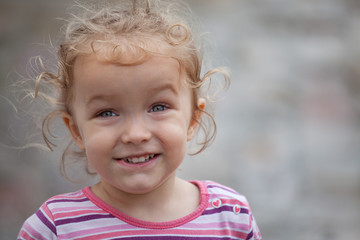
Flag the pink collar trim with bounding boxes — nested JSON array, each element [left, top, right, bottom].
[[82, 180, 209, 229]]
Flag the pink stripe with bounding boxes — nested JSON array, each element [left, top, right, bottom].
[[41, 204, 54, 222], [216, 198, 249, 208], [18, 229, 33, 240], [47, 191, 84, 201], [53, 209, 105, 218], [58, 222, 134, 239], [23, 222, 46, 240], [49, 194, 83, 200], [52, 205, 98, 212], [75, 228, 249, 239]]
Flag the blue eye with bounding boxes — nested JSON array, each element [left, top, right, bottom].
[[98, 111, 117, 117], [150, 104, 167, 112]]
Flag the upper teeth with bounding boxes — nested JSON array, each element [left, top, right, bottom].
[[125, 154, 155, 163]]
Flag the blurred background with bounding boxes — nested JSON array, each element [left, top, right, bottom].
[[1, 0, 360, 239]]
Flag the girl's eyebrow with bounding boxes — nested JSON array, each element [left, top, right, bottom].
[[85, 95, 111, 106], [85, 83, 179, 106], [147, 82, 179, 96]]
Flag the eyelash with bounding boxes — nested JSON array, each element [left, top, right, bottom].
[[95, 103, 169, 118], [96, 110, 117, 118], [149, 103, 169, 113]]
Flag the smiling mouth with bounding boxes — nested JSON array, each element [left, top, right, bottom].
[[118, 154, 158, 164]]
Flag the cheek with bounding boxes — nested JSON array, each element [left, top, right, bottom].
[[156, 119, 188, 150], [81, 126, 116, 155]]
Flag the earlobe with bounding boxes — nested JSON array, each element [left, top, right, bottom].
[[62, 112, 85, 150], [187, 98, 206, 141]]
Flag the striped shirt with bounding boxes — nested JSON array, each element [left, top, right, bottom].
[[18, 180, 262, 239]]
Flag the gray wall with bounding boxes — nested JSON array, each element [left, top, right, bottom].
[[1, 0, 360, 239]]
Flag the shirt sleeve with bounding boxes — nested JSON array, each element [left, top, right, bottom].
[[17, 202, 57, 240], [247, 213, 262, 240]]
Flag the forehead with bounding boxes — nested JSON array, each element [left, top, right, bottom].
[[73, 53, 181, 80], [72, 54, 187, 97]]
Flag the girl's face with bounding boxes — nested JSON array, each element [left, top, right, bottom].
[[63, 54, 202, 195]]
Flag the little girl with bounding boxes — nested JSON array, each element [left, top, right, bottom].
[[18, 0, 261, 239]]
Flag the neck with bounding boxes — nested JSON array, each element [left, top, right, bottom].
[[92, 176, 199, 222]]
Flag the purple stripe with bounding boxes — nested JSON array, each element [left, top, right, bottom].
[[203, 206, 249, 215], [35, 209, 57, 235], [47, 198, 89, 204], [246, 230, 253, 240], [55, 213, 114, 226], [241, 208, 249, 214]]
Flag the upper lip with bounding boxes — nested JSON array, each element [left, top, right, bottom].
[[115, 153, 157, 161]]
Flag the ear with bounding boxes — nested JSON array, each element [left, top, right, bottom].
[[187, 98, 206, 141], [62, 112, 85, 150]]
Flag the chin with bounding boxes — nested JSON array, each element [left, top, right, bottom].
[[119, 180, 161, 195]]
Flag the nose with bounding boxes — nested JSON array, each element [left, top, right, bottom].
[[121, 115, 151, 145]]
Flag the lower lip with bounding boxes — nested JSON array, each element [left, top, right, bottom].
[[115, 154, 159, 169]]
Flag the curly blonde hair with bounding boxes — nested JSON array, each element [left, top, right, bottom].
[[34, 0, 229, 177]]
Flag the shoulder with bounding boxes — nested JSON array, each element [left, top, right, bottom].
[[17, 188, 91, 240], [43, 188, 89, 209], [32, 188, 89, 215], [39, 187, 97, 223], [202, 180, 249, 205], [195, 180, 252, 217], [195, 180, 262, 239]]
